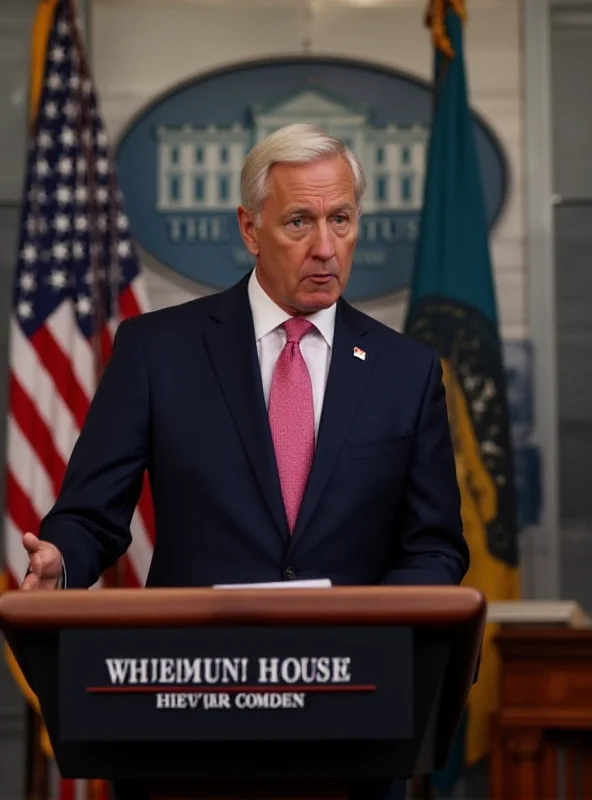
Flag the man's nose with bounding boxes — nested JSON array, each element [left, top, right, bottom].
[[311, 221, 336, 261]]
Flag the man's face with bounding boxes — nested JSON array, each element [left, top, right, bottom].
[[238, 155, 359, 315]]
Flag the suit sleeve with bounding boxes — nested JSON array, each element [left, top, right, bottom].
[[38, 319, 150, 588], [381, 352, 469, 586]]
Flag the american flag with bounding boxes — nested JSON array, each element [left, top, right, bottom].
[[5, 0, 155, 795]]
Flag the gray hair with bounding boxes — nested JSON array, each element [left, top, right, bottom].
[[240, 123, 366, 216]]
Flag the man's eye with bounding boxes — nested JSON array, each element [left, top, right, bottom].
[[288, 217, 305, 229], [333, 215, 349, 225]]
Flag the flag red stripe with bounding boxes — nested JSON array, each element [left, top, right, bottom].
[[59, 778, 76, 800], [6, 470, 41, 535], [9, 374, 67, 496], [100, 324, 113, 367], [4, 571, 18, 591], [31, 326, 91, 429], [120, 284, 142, 318], [122, 553, 141, 587], [137, 473, 155, 544]]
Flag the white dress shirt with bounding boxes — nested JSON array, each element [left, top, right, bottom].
[[248, 269, 336, 438]]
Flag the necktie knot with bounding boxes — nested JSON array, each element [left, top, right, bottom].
[[283, 317, 315, 344]]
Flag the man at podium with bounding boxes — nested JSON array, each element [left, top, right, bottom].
[[20, 124, 469, 798]]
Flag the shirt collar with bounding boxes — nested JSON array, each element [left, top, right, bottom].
[[248, 269, 336, 347]]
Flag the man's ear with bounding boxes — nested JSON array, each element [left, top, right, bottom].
[[237, 206, 259, 256]]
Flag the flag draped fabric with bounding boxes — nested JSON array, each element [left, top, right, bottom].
[[4, 0, 155, 796], [405, 0, 520, 778]]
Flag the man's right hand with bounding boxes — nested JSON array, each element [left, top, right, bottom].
[[21, 533, 63, 591]]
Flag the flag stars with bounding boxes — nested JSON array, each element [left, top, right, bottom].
[[95, 187, 108, 204], [47, 72, 62, 91], [96, 158, 109, 175], [21, 244, 38, 264], [48, 269, 68, 290], [36, 159, 50, 177], [60, 127, 76, 148], [37, 130, 53, 150], [75, 186, 87, 204], [57, 20, 70, 36], [64, 100, 77, 120], [56, 186, 73, 205], [19, 272, 37, 293], [54, 213, 70, 233], [52, 242, 69, 262], [82, 267, 106, 285], [75, 215, 87, 232], [117, 240, 132, 258], [76, 295, 92, 317], [58, 157, 73, 177], [17, 300, 34, 321], [44, 101, 58, 119], [117, 213, 129, 231], [50, 45, 65, 63], [72, 241, 85, 260]]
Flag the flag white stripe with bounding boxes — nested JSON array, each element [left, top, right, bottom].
[[129, 508, 153, 586], [7, 419, 56, 520], [46, 302, 95, 401], [10, 318, 80, 464], [129, 274, 150, 313], [48, 757, 61, 800], [5, 517, 29, 584]]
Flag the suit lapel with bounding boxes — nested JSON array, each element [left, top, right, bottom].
[[289, 299, 376, 547], [203, 278, 289, 542]]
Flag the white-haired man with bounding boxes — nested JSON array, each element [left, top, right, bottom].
[[22, 123, 468, 799]]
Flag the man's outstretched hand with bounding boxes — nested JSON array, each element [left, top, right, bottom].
[[21, 533, 63, 591]]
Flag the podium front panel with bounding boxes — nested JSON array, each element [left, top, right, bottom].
[[58, 625, 413, 742]]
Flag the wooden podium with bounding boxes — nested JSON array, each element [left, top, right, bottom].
[[0, 586, 485, 800]]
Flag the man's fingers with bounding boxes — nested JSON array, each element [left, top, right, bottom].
[[21, 573, 40, 591], [23, 536, 61, 579], [22, 532, 40, 554], [28, 552, 44, 577]]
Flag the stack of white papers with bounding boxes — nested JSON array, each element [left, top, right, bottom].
[[213, 579, 332, 589]]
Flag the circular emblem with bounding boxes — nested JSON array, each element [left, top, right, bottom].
[[116, 57, 507, 302]]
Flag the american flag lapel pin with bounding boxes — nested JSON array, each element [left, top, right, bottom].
[[353, 346, 366, 361]]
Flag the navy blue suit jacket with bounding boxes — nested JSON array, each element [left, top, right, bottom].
[[39, 275, 469, 589]]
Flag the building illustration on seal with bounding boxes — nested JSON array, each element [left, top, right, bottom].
[[155, 89, 429, 214]]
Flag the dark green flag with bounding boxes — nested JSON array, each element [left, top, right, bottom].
[[404, 2, 520, 771]]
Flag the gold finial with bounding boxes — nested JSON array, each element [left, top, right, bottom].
[[425, 0, 467, 60]]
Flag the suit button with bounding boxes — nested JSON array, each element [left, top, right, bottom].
[[284, 566, 298, 581]]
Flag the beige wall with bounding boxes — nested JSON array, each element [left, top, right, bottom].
[[92, 0, 526, 340]]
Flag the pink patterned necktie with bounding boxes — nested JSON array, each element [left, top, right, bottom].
[[268, 317, 315, 533]]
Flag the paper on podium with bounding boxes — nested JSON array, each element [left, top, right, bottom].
[[213, 579, 332, 589]]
